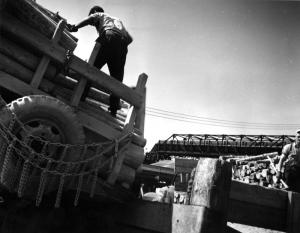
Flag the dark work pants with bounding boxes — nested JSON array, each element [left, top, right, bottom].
[[285, 165, 300, 193], [94, 30, 128, 114]]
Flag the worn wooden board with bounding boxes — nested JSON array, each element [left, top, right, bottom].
[[172, 204, 207, 233], [116, 200, 172, 233], [228, 198, 287, 231]]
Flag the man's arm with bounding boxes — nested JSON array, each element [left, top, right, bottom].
[[67, 16, 94, 32], [277, 152, 288, 179]]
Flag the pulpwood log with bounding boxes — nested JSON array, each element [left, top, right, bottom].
[[7, 0, 77, 50], [233, 152, 278, 164]]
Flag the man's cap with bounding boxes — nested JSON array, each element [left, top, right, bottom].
[[89, 6, 104, 15], [296, 129, 300, 134]]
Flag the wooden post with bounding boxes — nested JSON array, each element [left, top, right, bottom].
[[135, 73, 148, 137], [172, 158, 232, 233], [287, 191, 300, 233], [30, 20, 66, 88], [70, 42, 101, 106], [106, 74, 147, 185]]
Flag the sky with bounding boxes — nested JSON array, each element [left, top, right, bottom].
[[38, 0, 300, 151]]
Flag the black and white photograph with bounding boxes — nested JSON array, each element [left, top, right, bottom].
[[0, 0, 299, 232]]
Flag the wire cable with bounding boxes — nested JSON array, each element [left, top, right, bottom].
[[146, 107, 299, 130], [146, 106, 300, 127]]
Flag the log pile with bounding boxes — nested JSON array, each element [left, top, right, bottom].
[[227, 152, 286, 189]]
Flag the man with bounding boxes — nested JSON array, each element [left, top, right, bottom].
[[68, 6, 133, 117], [277, 129, 300, 192]]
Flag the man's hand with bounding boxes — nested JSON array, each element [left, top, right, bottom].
[[276, 171, 282, 183], [67, 24, 78, 32]]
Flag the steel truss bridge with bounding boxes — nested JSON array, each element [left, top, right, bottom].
[[144, 134, 295, 164]]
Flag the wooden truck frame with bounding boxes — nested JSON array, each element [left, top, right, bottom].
[[0, 0, 147, 206]]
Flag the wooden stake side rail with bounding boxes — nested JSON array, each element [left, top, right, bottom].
[[0, 71, 146, 147], [0, 13, 143, 109], [0, 36, 128, 109]]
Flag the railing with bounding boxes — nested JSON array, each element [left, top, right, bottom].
[[145, 134, 294, 163]]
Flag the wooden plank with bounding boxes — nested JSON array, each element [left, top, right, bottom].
[[287, 191, 300, 233], [230, 180, 288, 210], [0, 52, 35, 84], [172, 204, 207, 233], [228, 198, 287, 231], [31, 20, 66, 88], [70, 42, 101, 106], [107, 74, 148, 185], [116, 200, 172, 233], [76, 111, 121, 140], [1, 13, 143, 108], [140, 164, 174, 176], [0, 71, 46, 96]]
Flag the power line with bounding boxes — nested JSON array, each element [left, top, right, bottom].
[[147, 107, 300, 126], [146, 106, 300, 127], [146, 112, 297, 130]]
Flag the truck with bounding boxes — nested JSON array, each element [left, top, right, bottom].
[[0, 0, 147, 227]]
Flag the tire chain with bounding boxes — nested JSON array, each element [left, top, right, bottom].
[[0, 95, 133, 207]]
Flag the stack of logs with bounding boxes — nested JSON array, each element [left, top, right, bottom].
[[226, 152, 286, 189]]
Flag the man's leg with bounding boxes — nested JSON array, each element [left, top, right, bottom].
[[81, 43, 108, 100], [107, 40, 128, 117]]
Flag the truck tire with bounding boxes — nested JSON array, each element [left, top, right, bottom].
[[0, 95, 85, 196], [9, 95, 85, 145]]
